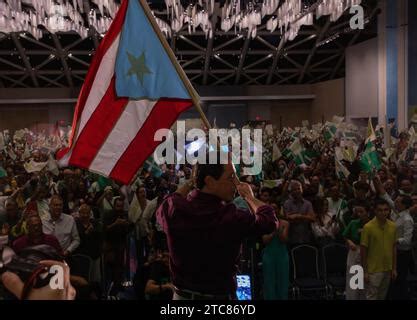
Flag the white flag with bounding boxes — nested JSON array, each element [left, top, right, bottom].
[[272, 143, 281, 161], [0, 133, 4, 150], [23, 159, 47, 173], [335, 159, 350, 179], [7, 148, 17, 161], [335, 147, 344, 161], [332, 115, 345, 124], [22, 144, 31, 160], [47, 154, 60, 176], [265, 124, 274, 136]]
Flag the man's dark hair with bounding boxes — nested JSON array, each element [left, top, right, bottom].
[[196, 151, 226, 190], [329, 182, 340, 190], [196, 165, 225, 189], [400, 178, 413, 185], [114, 197, 125, 207], [352, 200, 369, 211], [355, 181, 370, 192], [400, 195, 413, 209], [374, 199, 390, 209], [260, 187, 272, 195]]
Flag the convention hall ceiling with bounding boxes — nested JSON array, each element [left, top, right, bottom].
[[0, 0, 379, 88]]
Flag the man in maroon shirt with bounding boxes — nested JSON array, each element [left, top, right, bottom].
[[156, 154, 277, 300], [13, 214, 63, 255]]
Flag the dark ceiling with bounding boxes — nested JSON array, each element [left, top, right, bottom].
[[0, 0, 379, 88]]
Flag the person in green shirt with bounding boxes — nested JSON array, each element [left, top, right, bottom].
[[360, 199, 397, 300], [343, 202, 369, 300], [262, 203, 289, 300]]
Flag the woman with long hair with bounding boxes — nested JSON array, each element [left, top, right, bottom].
[[311, 198, 340, 247], [262, 202, 290, 300]]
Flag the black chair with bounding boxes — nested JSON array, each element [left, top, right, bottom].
[[322, 243, 348, 299], [288, 253, 298, 300], [71, 254, 93, 282], [291, 244, 330, 300], [407, 246, 417, 299]]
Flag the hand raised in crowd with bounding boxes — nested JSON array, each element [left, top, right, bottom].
[[1, 260, 76, 300], [115, 218, 127, 225], [236, 183, 254, 200], [287, 213, 302, 221], [162, 282, 175, 292], [1, 223, 9, 236], [391, 269, 397, 281], [364, 272, 369, 284], [278, 219, 289, 228], [85, 223, 94, 234], [347, 240, 357, 251]]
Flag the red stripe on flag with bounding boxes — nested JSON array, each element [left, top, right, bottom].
[[68, 77, 129, 169], [63, 0, 129, 152], [109, 99, 192, 184]]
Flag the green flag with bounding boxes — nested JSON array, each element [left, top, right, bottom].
[[97, 175, 112, 191], [288, 139, 305, 165], [335, 159, 350, 179], [341, 130, 357, 142], [0, 166, 7, 178], [324, 123, 337, 141], [359, 141, 381, 173], [282, 148, 292, 159], [301, 149, 319, 165], [144, 157, 163, 178]]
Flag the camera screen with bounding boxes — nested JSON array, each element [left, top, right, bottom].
[[236, 274, 252, 301]]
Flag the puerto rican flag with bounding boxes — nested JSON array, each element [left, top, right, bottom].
[[57, 0, 193, 185]]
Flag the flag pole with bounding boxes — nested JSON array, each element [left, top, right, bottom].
[[137, 0, 212, 131]]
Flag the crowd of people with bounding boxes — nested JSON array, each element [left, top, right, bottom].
[[0, 117, 417, 300]]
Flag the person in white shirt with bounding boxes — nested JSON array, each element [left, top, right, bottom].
[[398, 178, 413, 196], [25, 185, 50, 220], [326, 183, 348, 222], [128, 186, 149, 264], [142, 196, 159, 237], [390, 195, 414, 300], [311, 198, 339, 247], [42, 195, 80, 257]]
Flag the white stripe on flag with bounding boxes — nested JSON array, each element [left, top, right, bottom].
[[89, 99, 158, 176], [75, 34, 121, 143], [59, 34, 122, 168]]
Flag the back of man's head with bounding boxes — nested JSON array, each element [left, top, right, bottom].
[[400, 195, 413, 210], [355, 181, 370, 193], [196, 150, 228, 190]]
